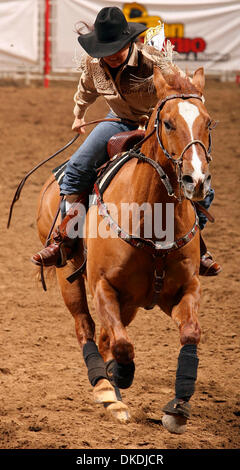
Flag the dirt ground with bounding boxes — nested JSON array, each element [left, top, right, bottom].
[[0, 76, 239, 452]]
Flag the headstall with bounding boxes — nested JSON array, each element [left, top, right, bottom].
[[154, 93, 212, 202]]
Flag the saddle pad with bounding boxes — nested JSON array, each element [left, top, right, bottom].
[[52, 152, 133, 200], [52, 160, 68, 187], [96, 152, 134, 195]]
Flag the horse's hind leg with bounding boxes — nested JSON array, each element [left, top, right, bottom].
[[93, 279, 134, 422], [99, 325, 135, 391], [94, 278, 134, 364], [98, 327, 134, 423], [97, 327, 130, 422], [56, 265, 118, 406]]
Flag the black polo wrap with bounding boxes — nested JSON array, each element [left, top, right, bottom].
[[83, 340, 108, 386], [175, 344, 199, 401]]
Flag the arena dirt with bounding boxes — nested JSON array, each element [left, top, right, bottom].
[[0, 78, 239, 450]]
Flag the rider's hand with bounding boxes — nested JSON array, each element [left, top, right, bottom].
[[72, 117, 86, 134]]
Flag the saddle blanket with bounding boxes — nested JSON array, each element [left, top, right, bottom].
[[52, 151, 134, 202], [52, 160, 68, 187]]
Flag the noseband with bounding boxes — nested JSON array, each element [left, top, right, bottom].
[[152, 93, 213, 201]]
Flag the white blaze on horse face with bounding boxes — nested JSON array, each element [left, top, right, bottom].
[[178, 101, 204, 182]]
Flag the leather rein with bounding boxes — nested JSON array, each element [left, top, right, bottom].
[[7, 117, 128, 229]]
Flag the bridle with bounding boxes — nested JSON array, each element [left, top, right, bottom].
[[119, 93, 208, 204], [152, 93, 213, 202]]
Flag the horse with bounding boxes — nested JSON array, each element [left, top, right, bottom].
[[35, 65, 213, 434]]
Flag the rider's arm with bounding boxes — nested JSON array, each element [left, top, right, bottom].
[[73, 54, 99, 120]]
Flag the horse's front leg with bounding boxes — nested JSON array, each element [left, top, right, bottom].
[[172, 274, 201, 346], [163, 275, 201, 434]]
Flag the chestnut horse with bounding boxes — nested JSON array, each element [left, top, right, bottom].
[[36, 66, 213, 433]]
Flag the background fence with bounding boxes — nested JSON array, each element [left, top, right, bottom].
[[0, 0, 239, 85]]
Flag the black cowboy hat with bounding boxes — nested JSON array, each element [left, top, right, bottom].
[[78, 7, 147, 58]]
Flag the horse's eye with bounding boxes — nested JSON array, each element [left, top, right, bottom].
[[164, 120, 172, 131]]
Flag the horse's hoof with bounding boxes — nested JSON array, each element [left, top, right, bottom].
[[106, 401, 131, 423], [93, 379, 117, 404], [162, 413, 187, 434]]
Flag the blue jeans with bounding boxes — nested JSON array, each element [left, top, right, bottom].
[[60, 111, 138, 195], [197, 188, 215, 230]]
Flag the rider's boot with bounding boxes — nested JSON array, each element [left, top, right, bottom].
[[31, 193, 88, 267], [199, 234, 222, 276]]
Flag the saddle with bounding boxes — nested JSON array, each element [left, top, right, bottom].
[[107, 129, 145, 159], [53, 129, 146, 187]]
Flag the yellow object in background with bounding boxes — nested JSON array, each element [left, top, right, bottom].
[[123, 2, 184, 39], [123, 2, 163, 38]]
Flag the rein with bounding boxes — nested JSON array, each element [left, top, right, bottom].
[[7, 117, 128, 229]]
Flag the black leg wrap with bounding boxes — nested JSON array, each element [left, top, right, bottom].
[[175, 344, 199, 402], [83, 340, 108, 387], [106, 358, 135, 389]]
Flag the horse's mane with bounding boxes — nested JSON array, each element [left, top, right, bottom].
[[154, 40, 201, 95], [161, 66, 200, 95], [131, 40, 201, 96]]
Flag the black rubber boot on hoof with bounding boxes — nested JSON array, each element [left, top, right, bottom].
[[106, 358, 135, 389], [162, 398, 191, 419], [105, 359, 122, 401]]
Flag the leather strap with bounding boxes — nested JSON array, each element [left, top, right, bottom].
[[194, 201, 215, 223], [7, 117, 127, 229], [94, 182, 199, 257]]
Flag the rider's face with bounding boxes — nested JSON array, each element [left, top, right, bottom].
[[103, 43, 131, 68]]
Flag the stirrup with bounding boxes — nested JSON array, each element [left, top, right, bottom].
[[31, 241, 70, 268], [199, 251, 222, 276], [56, 242, 68, 267]]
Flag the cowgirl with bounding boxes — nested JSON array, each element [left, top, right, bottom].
[[32, 7, 221, 276]]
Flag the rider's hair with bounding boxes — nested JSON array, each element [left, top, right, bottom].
[[74, 21, 94, 35]]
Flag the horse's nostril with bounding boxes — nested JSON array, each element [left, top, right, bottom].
[[182, 175, 194, 185]]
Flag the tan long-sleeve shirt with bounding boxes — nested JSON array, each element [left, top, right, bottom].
[[73, 42, 167, 124]]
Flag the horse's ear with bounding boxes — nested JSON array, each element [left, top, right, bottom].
[[192, 67, 205, 93], [153, 66, 167, 98]]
